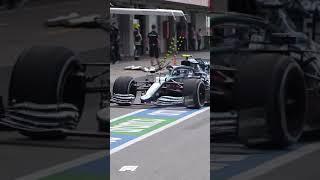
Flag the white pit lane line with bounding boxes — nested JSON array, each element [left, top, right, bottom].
[[110, 109, 146, 123], [229, 142, 320, 180]]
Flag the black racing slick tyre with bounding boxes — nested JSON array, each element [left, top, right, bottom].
[[9, 46, 86, 139], [183, 79, 206, 109], [113, 76, 137, 105], [235, 54, 306, 148]]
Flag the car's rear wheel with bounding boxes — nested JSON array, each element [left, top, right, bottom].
[[183, 79, 206, 109], [9, 46, 86, 139], [235, 54, 306, 148]]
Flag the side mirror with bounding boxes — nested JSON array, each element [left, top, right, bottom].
[[270, 33, 296, 45]]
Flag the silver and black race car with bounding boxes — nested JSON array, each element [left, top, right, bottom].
[[112, 56, 210, 109], [212, 0, 320, 148]]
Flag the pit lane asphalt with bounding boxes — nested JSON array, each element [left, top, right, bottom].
[[110, 105, 210, 180], [211, 125, 320, 180]]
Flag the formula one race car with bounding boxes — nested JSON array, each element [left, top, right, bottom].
[[112, 55, 210, 109], [212, 0, 320, 148]]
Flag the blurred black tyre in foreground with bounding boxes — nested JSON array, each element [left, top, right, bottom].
[[9, 46, 86, 139], [235, 54, 306, 148]]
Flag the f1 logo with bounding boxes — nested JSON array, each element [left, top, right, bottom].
[[119, 166, 138, 172]]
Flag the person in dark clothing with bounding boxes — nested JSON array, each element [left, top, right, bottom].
[[134, 27, 143, 60], [148, 24, 160, 67], [190, 26, 196, 51], [180, 31, 186, 51], [197, 28, 202, 51], [110, 22, 120, 64]]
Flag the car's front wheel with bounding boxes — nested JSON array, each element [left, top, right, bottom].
[[183, 79, 206, 109], [113, 76, 137, 106]]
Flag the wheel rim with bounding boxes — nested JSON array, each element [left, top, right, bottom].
[[128, 80, 137, 96]]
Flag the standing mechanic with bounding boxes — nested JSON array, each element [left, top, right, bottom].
[[190, 26, 196, 51], [148, 24, 160, 67], [134, 26, 143, 60], [197, 28, 203, 51], [110, 22, 120, 64]]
